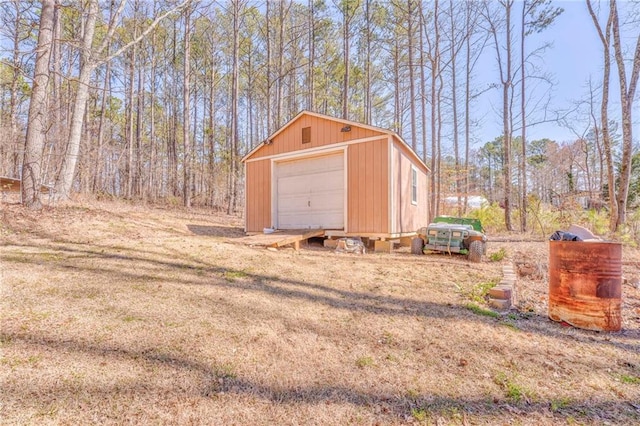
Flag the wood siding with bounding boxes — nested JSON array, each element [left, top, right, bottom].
[[347, 138, 389, 234], [249, 114, 385, 160], [391, 140, 429, 234], [245, 159, 271, 232]]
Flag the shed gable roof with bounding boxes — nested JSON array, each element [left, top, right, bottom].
[[242, 110, 429, 172]]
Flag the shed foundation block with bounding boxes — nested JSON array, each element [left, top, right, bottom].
[[374, 240, 395, 253]]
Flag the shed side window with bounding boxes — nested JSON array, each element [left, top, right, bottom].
[[411, 167, 418, 205], [302, 127, 311, 144]]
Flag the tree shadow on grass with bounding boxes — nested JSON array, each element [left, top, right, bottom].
[[3, 240, 640, 354], [2, 329, 639, 424]]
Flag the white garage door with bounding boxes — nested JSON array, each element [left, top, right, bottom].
[[276, 152, 344, 229]]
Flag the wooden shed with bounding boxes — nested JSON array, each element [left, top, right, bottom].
[[242, 111, 430, 239]]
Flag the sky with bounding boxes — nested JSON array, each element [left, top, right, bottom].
[[474, 0, 639, 147]]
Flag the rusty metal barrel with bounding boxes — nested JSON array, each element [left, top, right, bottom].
[[549, 240, 622, 331]]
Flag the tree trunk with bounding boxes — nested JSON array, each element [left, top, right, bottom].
[[610, 0, 640, 228], [449, 0, 461, 216], [208, 61, 216, 206], [276, 2, 286, 128], [408, 0, 417, 151], [393, 36, 401, 135], [519, 0, 527, 231], [54, 0, 99, 200], [587, 0, 617, 230], [341, 1, 355, 120], [308, 0, 315, 112], [227, 0, 240, 214], [169, 19, 179, 196], [428, 0, 441, 221], [183, 6, 192, 208], [136, 55, 145, 198], [125, 43, 136, 198], [9, 1, 22, 178], [486, 0, 514, 231], [93, 58, 111, 193], [21, 0, 55, 209], [46, 0, 62, 187], [364, 0, 371, 124], [265, 1, 272, 135], [503, 0, 513, 231], [419, 4, 428, 164], [463, 3, 472, 214], [149, 25, 157, 201]]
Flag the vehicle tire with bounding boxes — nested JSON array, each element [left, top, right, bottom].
[[411, 237, 424, 255], [468, 240, 484, 262]]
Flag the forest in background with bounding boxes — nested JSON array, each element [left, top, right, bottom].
[[0, 0, 639, 233]]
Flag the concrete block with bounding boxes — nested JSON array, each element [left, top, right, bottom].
[[398, 237, 413, 247], [489, 286, 512, 300], [374, 240, 394, 253], [489, 298, 511, 311]]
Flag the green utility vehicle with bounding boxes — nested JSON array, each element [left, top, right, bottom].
[[411, 216, 487, 262]]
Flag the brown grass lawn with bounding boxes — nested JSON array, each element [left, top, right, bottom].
[[1, 200, 639, 425]]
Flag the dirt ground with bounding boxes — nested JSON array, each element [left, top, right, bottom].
[[1, 200, 639, 425]]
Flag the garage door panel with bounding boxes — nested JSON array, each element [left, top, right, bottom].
[[314, 171, 343, 188], [278, 194, 309, 209], [278, 154, 343, 178], [310, 193, 343, 208], [278, 176, 313, 195], [278, 171, 343, 195], [278, 212, 343, 229], [276, 153, 345, 230], [278, 191, 342, 209]]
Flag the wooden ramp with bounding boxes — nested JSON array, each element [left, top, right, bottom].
[[233, 229, 325, 250]]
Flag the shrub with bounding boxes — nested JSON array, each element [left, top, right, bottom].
[[489, 248, 507, 262], [468, 202, 506, 234]]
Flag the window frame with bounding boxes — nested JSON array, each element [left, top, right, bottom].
[[411, 166, 418, 205]]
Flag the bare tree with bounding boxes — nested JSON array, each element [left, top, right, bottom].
[[21, 0, 54, 209], [587, 0, 617, 230], [362, 0, 372, 124], [610, 0, 640, 228], [408, 0, 417, 151], [308, 0, 316, 112], [227, 0, 241, 214], [54, 0, 100, 199], [484, 0, 515, 231], [125, 1, 139, 198], [418, 1, 428, 163], [424, 0, 443, 221], [518, 0, 563, 231], [183, 4, 192, 207], [335, 0, 360, 120]]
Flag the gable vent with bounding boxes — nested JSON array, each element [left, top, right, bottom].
[[302, 126, 311, 144]]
